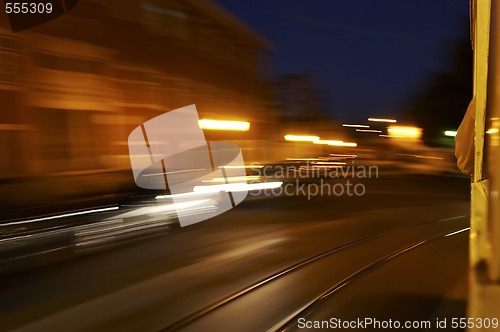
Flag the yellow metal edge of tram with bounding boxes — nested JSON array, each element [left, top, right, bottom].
[[468, 0, 500, 328]]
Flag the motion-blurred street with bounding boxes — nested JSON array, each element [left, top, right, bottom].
[[0, 173, 470, 331], [0, 1, 476, 329]]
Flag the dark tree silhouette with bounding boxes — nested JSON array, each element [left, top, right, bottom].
[[409, 22, 473, 146]]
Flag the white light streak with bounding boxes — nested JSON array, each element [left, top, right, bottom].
[[1, 206, 120, 226]]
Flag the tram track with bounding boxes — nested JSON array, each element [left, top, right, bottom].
[[160, 215, 468, 332]]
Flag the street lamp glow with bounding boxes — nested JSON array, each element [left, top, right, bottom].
[[193, 181, 283, 193], [334, 142, 357, 147], [444, 130, 457, 137], [284, 135, 320, 142], [356, 129, 382, 133], [368, 118, 397, 123], [486, 128, 499, 134], [343, 124, 370, 128], [388, 126, 422, 138], [312, 139, 357, 147], [198, 119, 250, 131], [313, 139, 344, 145]]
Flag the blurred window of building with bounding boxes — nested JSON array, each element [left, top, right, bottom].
[[0, 33, 24, 176], [112, 65, 163, 107], [39, 108, 102, 173], [39, 108, 71, 173], [0, 34, 22, 85], [34, 52, 103, 75], [0, 130, 23, 176], [67, 110, 100, 171]]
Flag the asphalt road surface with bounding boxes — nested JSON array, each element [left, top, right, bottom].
[[0, 174, 471, 331]]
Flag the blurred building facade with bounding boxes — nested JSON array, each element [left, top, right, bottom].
[[0, 0, 282, 205], [275, 73, 347, 155], [276, 74, 340, 134]]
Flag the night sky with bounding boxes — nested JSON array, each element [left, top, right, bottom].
[[216, 0, 470, 123]]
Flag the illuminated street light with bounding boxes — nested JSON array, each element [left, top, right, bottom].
[[313, 139, 344, 145], [343, 124, 370, 128], [388, 126, 422, 138], [444, 130, 457, 137], [312, 139, 357, 147], [193, 181, 283, 193], [284, 135, 320, 141], [333, 142, 357, 147], [218, 165, 264, 169], [356, 129, 382, 133], [368, 118, 397, 123], [486, 128, 499, 135], [285, 135, 357, 147], [198, 119, 250, 131]]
